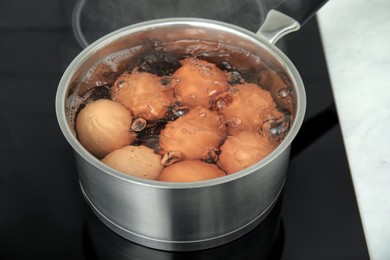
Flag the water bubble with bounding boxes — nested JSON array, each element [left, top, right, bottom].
[[229, 87, 239, 94], [194, 62, 213, 77], [222, 61, 232, 69], [203, 148, 219, 163], [198, 111, 207, 117], [262, 116, 291, 142], [181, 128, 187, 133], [117, 80, 127, 89], [230, 118, 242, 128], [131, 118, 147, 132], [160, 77, 170, 85], [190, 94, 197, 99], [228, 71, 244, 85], [172, 105, 189, 118], [214, 81, 223, 87], [278, 88, 290, 99], [161, 151, 182, 166], [208, 89, 217, 96], [169, 78, 180, 87], [217, 99, 227, 109]]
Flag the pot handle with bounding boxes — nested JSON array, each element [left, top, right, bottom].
[[257, 0, 328, 44]]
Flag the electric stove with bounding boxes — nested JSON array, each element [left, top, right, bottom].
[[0, 0, 370, 259]]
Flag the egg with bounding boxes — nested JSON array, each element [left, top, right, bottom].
[[217, 130, 276, 174], [76, 99, 136, 158], [159, 106, 227, 160], [111, 70, 175, 120], [170, 58, 230, 109], [102, 145, 164, 180], [158, 160, 226, 182], [210, 83, 283, 136]]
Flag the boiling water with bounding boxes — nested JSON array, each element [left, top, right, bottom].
[[67, 40, 293, 164]]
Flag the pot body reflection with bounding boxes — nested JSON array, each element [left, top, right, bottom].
[[83, 195, 284, 259]]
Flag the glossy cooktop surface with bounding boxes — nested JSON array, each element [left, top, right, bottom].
[[0, 1, 369, 259]]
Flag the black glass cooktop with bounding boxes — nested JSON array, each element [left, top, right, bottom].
[[0, 1, 370, 259]]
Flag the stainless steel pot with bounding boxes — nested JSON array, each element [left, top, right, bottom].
[[56, 0, 326, 251]]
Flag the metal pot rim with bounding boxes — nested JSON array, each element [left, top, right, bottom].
[[55, 17, 306, 189]]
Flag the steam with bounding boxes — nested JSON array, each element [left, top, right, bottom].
[[72, 0, 270, 47]]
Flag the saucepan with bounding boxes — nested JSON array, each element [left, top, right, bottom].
[[56, 0, 327, 251]]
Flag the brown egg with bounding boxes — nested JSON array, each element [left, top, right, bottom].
[[76, 99, 136, 158], [159, 106, 227, 160], [102, 145, 163, 180], [158, 160, 226, 182], [171, 58, 230, 108], [211, 83, 283, 136], [217, 130, 276, 174], [111, 70, 175, 120]]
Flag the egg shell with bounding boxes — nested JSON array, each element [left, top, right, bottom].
[[102, 145, 164, 180], [213, 83, 283, 136], [76, 99, 136, 158], [171, 58, 230, 109], [158, 160, 226, 182], [111, 70, 175, 120], [159, 106, 227, 160], [217, 130, 276, 174]]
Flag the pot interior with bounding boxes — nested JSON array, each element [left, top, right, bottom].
[[59, 19, 304, 182]]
